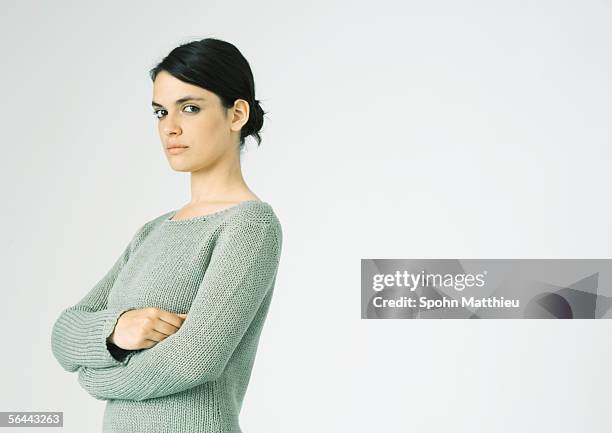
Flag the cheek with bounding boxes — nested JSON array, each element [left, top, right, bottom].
[[194, 117, 229, 147], [198, 114, 224, 135]]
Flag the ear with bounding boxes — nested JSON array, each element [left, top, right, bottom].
[[229, 99, 250, 132]]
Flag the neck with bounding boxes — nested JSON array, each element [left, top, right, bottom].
[[188, 152, 250, 204]]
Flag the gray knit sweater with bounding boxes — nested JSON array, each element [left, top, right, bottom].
[[50, 200, 282, 433]]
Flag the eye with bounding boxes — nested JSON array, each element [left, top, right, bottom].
[[152, 105, 200, 120], [152, 109, 166, 119], [183, 104, 200, 113]]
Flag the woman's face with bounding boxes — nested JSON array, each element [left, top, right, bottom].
[[151, 70, 246, 172]]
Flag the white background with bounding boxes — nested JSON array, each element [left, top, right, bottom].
[[1, 1, 610, 432]]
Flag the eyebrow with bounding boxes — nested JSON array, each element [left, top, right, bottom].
[[151, 96, 205, 107]]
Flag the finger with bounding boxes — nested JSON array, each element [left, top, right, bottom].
[[142, 339, 158, 349], [145, 328, 174, 342], [151, 318, 182, 337], [156, 310, 186, 328]]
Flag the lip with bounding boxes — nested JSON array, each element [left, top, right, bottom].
[[168, 146, 188, 155]]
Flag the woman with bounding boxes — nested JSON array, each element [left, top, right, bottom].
[[51, 37, 283, 433]]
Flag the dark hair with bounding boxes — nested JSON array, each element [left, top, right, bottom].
[[149, 38, 266, 149]]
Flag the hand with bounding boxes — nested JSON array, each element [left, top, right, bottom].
[[107, 307, 188, 350]]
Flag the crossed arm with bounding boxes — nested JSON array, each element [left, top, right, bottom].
[[50, 223, 149, 372], [77, 219, 282, 402]]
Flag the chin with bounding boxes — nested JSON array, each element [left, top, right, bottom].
[[167, 160, 195, 172]]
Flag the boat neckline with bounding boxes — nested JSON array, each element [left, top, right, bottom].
[[163, 200, 268, 224]]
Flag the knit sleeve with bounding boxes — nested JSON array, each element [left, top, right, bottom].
[[50, 223, 149, 373], [77, 218, 282, 402]]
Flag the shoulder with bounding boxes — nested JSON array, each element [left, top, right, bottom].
[[139, 211, 173, 233], [126, 211, 173, 249], [227, 201, 281, 229], [219, 201, 283, 251]]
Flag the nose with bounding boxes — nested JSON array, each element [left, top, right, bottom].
[[164, 125, 181, 136], [163, 115, 182, 137]]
